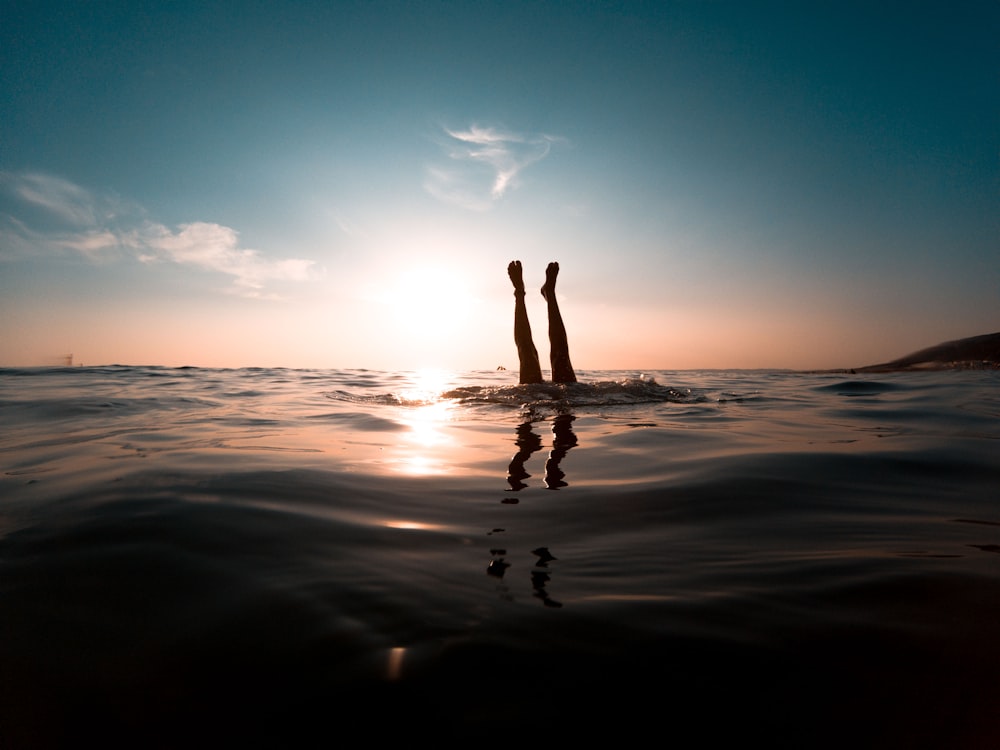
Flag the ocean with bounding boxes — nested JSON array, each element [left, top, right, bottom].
[[1, 365, 998, 748]]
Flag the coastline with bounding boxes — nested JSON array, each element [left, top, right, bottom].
[[811, 331, 1000, 374]]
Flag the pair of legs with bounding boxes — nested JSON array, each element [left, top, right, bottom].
[[508, 260, 577, 384]]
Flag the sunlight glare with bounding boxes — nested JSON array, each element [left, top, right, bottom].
[[387, 646, 406, 681], [396, 368, 458, 404], [381, 519, 445, 531], [391, 370, 459, 475], [375, 266, 480, 351]]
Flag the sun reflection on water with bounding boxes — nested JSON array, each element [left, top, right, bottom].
[[393, 369, 459, 476], [381, 519, 446, 531], [395, 368, 459, 405], [387, 646, 406, 681]]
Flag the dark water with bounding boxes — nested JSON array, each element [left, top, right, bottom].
[[1, 366, 999, 748]]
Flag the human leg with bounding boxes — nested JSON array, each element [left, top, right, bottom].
[[508, 260, 543, 384], [541, 262, 577, 383]]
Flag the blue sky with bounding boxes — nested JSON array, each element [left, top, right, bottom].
[[1, 1, 996, 370]]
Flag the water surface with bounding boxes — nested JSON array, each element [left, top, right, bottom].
[[2, 366, 999, 747]]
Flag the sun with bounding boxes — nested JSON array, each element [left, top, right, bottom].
[[391, 266, 459, 329], [370, 265, 482, 356]]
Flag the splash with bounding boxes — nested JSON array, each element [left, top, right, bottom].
[[442, 377, 691, 409]]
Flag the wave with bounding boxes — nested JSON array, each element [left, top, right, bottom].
[[323, 376, 694, 412], [442, 377, 694, 408], [814, 380, 907, 396]]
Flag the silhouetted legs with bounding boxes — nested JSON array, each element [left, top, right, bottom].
[[508, 260, 577, 384], [541, 262, 577, 383], [508, 261, 543, 384]]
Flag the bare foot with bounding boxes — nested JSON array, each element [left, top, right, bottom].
[[541, 261, 559, 300], [508, 260, 526, 295]]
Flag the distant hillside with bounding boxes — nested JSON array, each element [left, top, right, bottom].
[[855, 332, 1000, 372]]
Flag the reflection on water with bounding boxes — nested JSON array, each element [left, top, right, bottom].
[[4, 367, 1000, 745], [506, 422, 541, 491], [491, 415, 578, 607], [486, 541, 562, 608], [530, 546, 562, 608], [506, 414, 578, 491], [395, 398, 457, 475]]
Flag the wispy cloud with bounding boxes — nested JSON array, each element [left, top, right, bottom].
[[425, 124, 563, 210], [138, 222, 316, 294], [0, 171, 320, 298], [8, 172, 105, 227]]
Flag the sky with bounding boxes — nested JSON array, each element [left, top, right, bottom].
[[1, 0, 997, 371]]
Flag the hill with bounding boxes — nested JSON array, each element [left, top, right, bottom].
[[853, 332, 1000, 373]]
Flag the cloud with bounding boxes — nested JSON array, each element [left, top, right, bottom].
[[139, 222, 317, 295], [4, 172, 104, 227], [329, 211, 369, 240], [0, 171, 319, 297], [425, 124, 562, 210], [55, 229, 124, 257]]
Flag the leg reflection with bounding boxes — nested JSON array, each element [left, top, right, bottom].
[[531, 547, 562, 608], [506, 415, 578, 490], [506, 421, 543, 491], [487, 550, 510, 578], [495, 418, 576, 607], [543, 414, 578, 490]]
